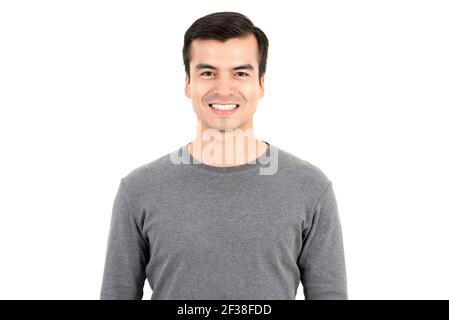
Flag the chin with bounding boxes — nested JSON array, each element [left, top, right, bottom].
[[212, 123, 241, 130]]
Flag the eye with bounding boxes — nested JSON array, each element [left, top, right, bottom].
[[199, 71, 249, 78], [200, 71, 214, 77]]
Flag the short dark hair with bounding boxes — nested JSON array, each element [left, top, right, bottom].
[[183, 11, 269, 85]]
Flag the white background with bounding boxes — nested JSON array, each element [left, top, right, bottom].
[[1, 0, 448, 299]]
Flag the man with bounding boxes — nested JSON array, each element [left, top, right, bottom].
[[100, 11, 348, 300]]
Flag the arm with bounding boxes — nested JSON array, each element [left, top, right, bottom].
[[100, 179, 149, 300], [297, 181, 348, 299]]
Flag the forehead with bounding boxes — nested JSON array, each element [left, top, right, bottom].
[[190, 34, 259, 66]]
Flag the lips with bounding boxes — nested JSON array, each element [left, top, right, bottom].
[[208, 103, 240, 107], [207, 103, 240, 115]]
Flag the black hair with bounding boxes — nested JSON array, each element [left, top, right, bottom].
[[183, 11, 269, 85]]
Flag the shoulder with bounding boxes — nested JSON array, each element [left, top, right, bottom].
[[275, 145, 332, 197], [119, 151, 174, 199]]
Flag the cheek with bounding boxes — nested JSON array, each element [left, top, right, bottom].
[[240, 89, 258, 104], [240, 81, 260, 97], [191, 84, 209, 101]]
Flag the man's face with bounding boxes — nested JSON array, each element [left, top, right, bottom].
[[185, 34, 265, 132]]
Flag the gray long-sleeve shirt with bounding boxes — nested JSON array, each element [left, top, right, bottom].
[[100, 141, 348, 300]]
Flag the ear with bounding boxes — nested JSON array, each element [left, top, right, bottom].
[[185, 74, 191, 98], [258, 74, 265, 98]]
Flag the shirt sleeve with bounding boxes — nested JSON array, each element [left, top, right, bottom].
[[100, 179, 150, 300], [297, 181, 348, 300]]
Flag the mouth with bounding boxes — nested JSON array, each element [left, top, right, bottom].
[[208, 103, 240, 116]]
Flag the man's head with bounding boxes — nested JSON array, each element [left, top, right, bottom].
[[183, 12, 269, 132]]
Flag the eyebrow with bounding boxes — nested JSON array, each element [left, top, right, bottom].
[[194, 63, 255, 72]]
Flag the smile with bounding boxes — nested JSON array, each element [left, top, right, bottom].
[[208, 103, 240, 115], [208, 103, 239, 110]]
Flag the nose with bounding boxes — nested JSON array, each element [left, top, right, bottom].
[[212, 74, 237, 96]]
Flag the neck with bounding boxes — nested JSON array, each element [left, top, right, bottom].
[[188, 121, 268, 167]]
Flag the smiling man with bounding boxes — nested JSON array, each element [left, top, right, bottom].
[[185, 33, 268, 167], [100, 11, 348, 300]]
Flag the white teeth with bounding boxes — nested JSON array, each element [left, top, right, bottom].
[[210, 103, 238, 110]]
